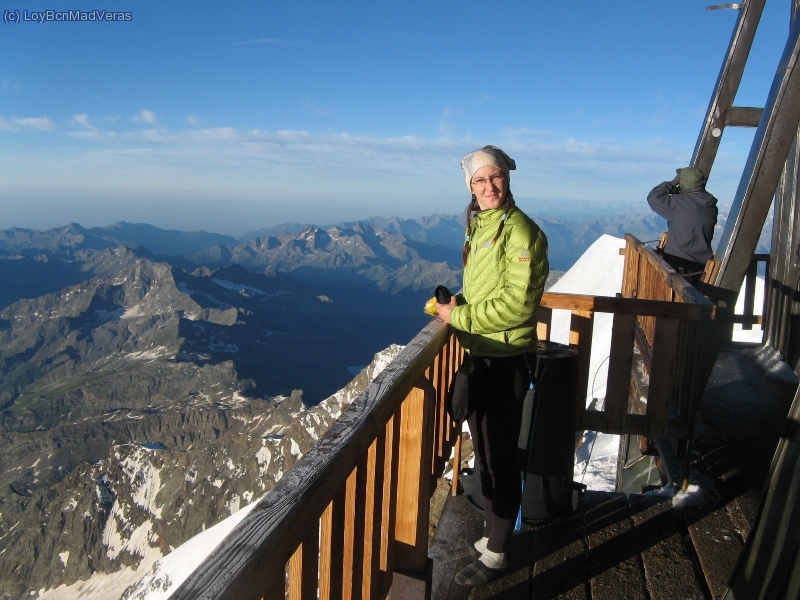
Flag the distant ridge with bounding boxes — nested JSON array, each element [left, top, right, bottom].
[[89, 221, 241, 256]]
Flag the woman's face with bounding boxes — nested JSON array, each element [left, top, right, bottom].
[[470, 165, 507, 211]]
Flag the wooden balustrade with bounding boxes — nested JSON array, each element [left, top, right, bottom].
[[535, 285, 713, 440], [170, 316, 460, 600], [170, 234, 717, 599]]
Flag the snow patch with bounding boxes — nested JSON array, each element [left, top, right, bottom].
[[211, 278, 266, 296], [122, 502, 258, 600], [741, 343, 799, 383], [255, 443, 273, 477], [120, 447, 163, 518]]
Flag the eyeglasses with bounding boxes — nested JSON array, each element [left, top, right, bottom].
[[471, 173, 506, 187]]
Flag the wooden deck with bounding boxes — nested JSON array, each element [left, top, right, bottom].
[[427, 345, 797, 600]]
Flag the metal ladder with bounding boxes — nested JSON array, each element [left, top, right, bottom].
[[693, 0, 800, 295]]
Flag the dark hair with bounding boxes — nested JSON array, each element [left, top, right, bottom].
[[461, 187, 516, 266]]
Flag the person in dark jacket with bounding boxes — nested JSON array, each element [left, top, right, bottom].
[[647, 167, 718, 275]]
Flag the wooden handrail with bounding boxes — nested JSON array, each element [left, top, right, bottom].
[[541, 291, 713, 320], [623, 233, 712, 305]]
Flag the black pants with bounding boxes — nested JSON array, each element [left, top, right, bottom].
[[662, 252, 706, 277], [467, 353, 531, 554]]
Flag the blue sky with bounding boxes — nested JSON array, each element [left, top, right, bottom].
[[0, 1, 791, 236]]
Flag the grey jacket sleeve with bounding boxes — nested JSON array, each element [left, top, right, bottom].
[[647, 182, 679, 219]]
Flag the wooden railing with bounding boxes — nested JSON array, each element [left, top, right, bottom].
[[170, 234, 716, 600], [536, 295, 712, 440], [655, 230, 767, 332], [532, 233, 715, 441], [618, 234, 715, 438], [171, 317, 462, 600]]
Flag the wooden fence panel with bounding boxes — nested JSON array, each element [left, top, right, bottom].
[[644, 318, 680, 439], [378, 415, 400, 597], [393, 384, 434, 572], [362, 436, 384, 600], [603, 313, 637, 433], [319, 486, 345, 600], [289, 528, 319, 600], [570, 309, 594, 426], [342, 465, 364, 600]]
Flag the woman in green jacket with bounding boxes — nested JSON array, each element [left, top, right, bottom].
[[436, 145, 549, 586]]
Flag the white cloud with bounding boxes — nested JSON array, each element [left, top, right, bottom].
[[66, 130, 118, 142], [2, 79, 21, 94], [300, 99, 333, 116], [3, 111, 749, 237], [0, 115, 56, 131], [187, 127, 241, 142], [133, 110, 157, 125], [136, 129, 171, 143], [71, 114, 94, 130], [1, 116, 693, 190], [241, 38, 292, 46]]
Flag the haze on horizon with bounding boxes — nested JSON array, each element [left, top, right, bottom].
[[0, 1, 790, 237]]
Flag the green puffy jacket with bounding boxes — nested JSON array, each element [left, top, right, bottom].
[[450, 206, 549, 357]]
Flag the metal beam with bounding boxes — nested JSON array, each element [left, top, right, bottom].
[[726, 106, 764, 127], [715, 13, 800, 296], [691, 0, 766, 177]]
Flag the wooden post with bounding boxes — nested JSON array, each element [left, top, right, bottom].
[[342, 460, 366, 600], [646, 318, 680, 439], [536, 305, 553, 341], [450, 434, 461, 496], [392, 380, 435, 572], [319, 487, 346, 600], [570, 309, 595, 423], [378, 415, 400, 597], [433, 349, 446, 465], [604, 313, 637, 433], [289, 528, 320, 600], [262, 568, 287, 600], [362, 437, 384, 600]]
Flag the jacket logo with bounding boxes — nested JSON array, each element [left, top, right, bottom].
[[519, 249, 530, 263]]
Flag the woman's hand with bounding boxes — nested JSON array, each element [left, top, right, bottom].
[[435, 296, 458, 325]]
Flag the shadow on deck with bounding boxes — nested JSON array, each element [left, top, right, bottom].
[[427, 344, 797, 600]]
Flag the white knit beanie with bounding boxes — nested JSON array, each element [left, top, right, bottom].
[[461, 145, 516, 192]]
